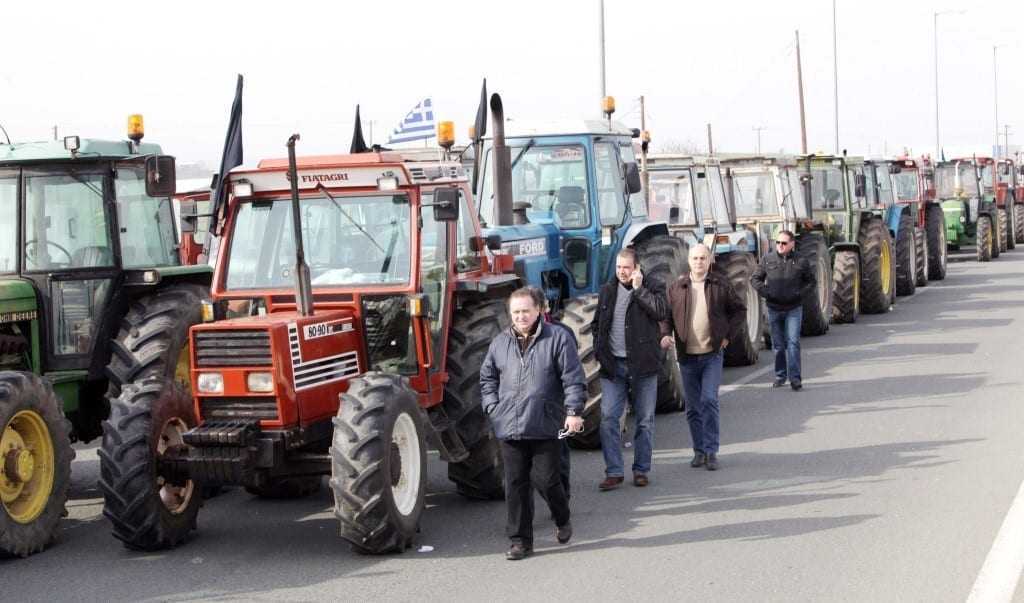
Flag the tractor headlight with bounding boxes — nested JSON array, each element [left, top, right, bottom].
[[197, 372, 224, 394], [959, 215, 966, 223], [246, 372, 274, 393]]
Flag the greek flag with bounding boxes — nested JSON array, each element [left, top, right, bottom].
[[387, 98, 435, 144]]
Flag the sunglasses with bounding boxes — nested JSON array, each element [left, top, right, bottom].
[[775, 240, 793, 245]]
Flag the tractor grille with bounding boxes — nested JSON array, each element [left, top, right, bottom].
[[199, 397, 279, 421], [194, 330, 272, 367]]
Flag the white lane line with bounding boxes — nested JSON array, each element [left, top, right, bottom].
[[966, 477, 1024, 602]]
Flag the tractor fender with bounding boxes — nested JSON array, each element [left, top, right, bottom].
[[885, 206, 907, 238], [620, 221, 670, 250], [832, 241, 860, 257]]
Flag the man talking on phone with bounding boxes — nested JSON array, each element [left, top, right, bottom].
[[591, 248, 668, 490]]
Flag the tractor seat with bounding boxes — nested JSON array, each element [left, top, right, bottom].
[[554, 186, 586, 228], [71, 245, 114, 269]]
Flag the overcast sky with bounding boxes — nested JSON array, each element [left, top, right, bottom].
[[4, 0, 1021, 164]]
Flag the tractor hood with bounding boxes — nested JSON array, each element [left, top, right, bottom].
[[482, 221, 560, 259], [0, 278, 39, 322]]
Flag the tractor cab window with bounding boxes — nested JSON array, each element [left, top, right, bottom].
[[873, 166, 895, 207], [648, 171, 697, 225], [594, 142, 626, 226], [980, 165, 995, 193], [693, 167, 730, 225], [731, 170, 776, 218], [0, 173, 16, 273], [894, 170, 920, 201], [418, 200, 450, 365], [935, 165, 969, 198], [225, 194, 411, 290], [809, 165, 845, 210], [785, 168, 810, 219], [619, 144, 647, 217], [115, 166, 180, 268], [23, 171, 112, 271], [479, 144, 589, 229]]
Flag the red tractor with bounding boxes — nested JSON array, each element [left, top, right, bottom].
[[890, 155, 947, 283], [996, 157, 1023, 246], [99, 106, 522, 554]]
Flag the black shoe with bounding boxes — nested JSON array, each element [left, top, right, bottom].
[[690, 452, 706, 468], [791, 380, 803, 391], [772, 379, 786, 388], [705, 453, 719, 471], [506, 543, 533, 560], [556, 521, 573, 544]]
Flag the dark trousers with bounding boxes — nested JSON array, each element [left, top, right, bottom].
[[500, 438, 571, 546]]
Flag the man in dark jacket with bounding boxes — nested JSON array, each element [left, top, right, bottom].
[[480, 287, 586, 560], [750, 230, 815, 391], [591, 248, 667, 490], [661, 244, 745, 471]]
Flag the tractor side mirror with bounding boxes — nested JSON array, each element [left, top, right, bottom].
[[485, 234, 503, 251], [624, 162, 642, 195], [854, 174, 866, 198], [469, 235, 485, 252], [888, 164, 902, 174], [431, 187, 460, 221], [145, 155, 177, 198]]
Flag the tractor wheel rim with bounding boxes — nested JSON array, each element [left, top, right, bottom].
[[390, 412, 421, 517], [174, 346, 192, 390], [939, 227, 947, 269], [745, 285, 759, 345], [880, 242, 892, 296], [0, 410, 55, 523], [156, 417, 194, 515]]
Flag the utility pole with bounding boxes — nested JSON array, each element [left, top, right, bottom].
[[1001, 125, 1012, 158], [753, 126, 767, 155], [832, 0, 840, 154], [707, 123, 714, 156], [795, 30, 808, 154], [598, 0, 607, 112], [640, 95, 649, 205], [994, 45, 1000, 157], [52, 126, 57, 141]]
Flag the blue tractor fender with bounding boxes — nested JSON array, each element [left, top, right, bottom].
[[885, 205, 907, 238]]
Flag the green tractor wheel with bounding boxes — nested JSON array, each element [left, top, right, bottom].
[[858, 219, 894, 314], [925, 204, 947, 280], [894, 213, 917, 297], [977, 216, 994, 262], [831, 250, 860, 324], [0, 373, 74, 558]]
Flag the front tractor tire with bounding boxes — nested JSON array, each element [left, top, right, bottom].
[[444, 298, 509, 500], [831, 250, 860, 324], [925, 204, 947, 280], [858, 218, 895, 314], [894, 213, 917, 297], [914, 227, 928, 288], [977, 216, 994, 262], [331, 373, 426, 554], [717, 252, 761, 366], [1005, 206, 1016, 250], [794, 233, 831, 336], [1015, 204, 1024, 245], [0, 373, 74, 558], [998, 207, 1009, 252], [99, 380, 202, 551], [561, 295, 603, 449]]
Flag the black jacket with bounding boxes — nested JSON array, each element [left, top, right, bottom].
[[751, 250, 816, 311], [479, 320, 586, 440], [591, 279, 668, 378], [664, 271, 746, 356]]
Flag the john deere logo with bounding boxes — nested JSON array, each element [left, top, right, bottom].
[[0, 310, 37, 323]]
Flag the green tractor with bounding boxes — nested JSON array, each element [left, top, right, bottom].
[[0, 120, 211, 557], [936, 157, 1001, 262]]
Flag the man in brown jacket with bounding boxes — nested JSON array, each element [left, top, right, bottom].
[[660, 244, 745, 471]]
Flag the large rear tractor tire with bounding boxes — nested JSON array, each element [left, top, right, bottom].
[[858, 218, 894, 314], [655, 346, 684, 414], [977, 216, 994, 262], [914, 227, 928, 287], [794, 233, 831, 336], [998, 207, 1009, 252], [831, 250, 860, 324], [444, 298, 509, 500], [1015, 204, 1024, 244], [331, 373, 426, 554], [561, 295, 603, 449], [637, 234, 688, 411], [717, 252, 761, 366], [925, 204, 947, 280], [1005, 206, 1016, 250], [0, 373, 74, 558], [894, 213, 917, 297], [99, 380, 202, 550]]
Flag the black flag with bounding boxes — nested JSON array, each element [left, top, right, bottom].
[[351, 105, 369, 153], [473, 78, 487, 143], [210, 74, 244, 236]]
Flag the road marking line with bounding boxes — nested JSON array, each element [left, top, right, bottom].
[[966, 477, 1024, 602], [722, 363, 773, 393]]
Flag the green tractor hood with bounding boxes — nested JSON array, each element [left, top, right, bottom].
[[0, 277, 39, 322]]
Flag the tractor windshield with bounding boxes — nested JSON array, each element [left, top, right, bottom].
[[115, 165, 180, 268], [808, 165, 845, 210], [935, 164, 975, 198], [648, 171, 697, 225], [0, 173, 15, 273], [694, 167, 731, 225], [980, 165, 995, 193], [225, 194, 412, 290], [731, 170, 778, 217], [479, 144, 589, 229], [893, 171, 920, 201], [23, 170, 112, 271]]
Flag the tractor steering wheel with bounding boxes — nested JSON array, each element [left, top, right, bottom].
[[24, 239, 73, 267]]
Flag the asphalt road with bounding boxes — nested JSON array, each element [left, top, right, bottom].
[[6, 248, 1024, 602]]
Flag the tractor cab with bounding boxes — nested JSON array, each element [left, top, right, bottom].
[[643, 154, 737, 250], [936, 157, 1002, 261]]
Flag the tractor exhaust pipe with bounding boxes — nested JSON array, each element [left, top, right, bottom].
[[286, 134, 314, 317], [490, 93, 514, 226]]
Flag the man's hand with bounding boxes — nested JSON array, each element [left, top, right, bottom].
[[631, 269, 643, 289], [720, 338, 730, 350], [564, 416, 584, 433], [661, 335, 674, 350]]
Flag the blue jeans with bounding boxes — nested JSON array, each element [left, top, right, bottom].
[[680, 350, 723, 454], [600, 358, 657, 477], [767, 306, 802, 383]]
